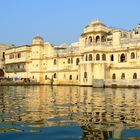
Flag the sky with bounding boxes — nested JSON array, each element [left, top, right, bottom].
[[0, 0, 140, 46]]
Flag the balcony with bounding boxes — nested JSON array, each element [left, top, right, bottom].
[[5, 63, 26, 73], [5, 68, 26, 73], [5, 57, 30, 64]]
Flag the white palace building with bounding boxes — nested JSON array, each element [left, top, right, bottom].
[[1, 19, 140, 87]]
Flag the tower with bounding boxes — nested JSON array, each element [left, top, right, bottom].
[[31, 36, 44, 83]]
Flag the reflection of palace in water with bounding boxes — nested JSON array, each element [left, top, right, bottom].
[[78, 88, 140, 139], [0, 86, 140, 139]]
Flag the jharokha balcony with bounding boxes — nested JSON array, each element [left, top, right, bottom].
[[5, 63, 26, 73]]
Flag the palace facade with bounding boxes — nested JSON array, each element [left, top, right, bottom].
[[4, 20, 140, 87]]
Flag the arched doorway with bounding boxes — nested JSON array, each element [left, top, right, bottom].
[[0, 69, 4, 77], [96, 36, 100, 45], [120, 53, 126, 62]]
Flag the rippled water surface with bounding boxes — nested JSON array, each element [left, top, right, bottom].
[[0, 86, 140, 140]]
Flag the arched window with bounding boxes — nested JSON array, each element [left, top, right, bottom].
[[112, 73, 116, 79], [17, 53, 21, 58], [18, 64, 20, 69], [85, 38, 87, 45], [133, 73, 137, 79], [89, 54, 92, 61], [54, 59, 57, 65], [84, 72, 87, 79], [110, 54, 114, 61], [76, 58, 80, 65], [101, 36, 106, 42], [32, 75, 34, 79], [102, 54, 106, 61], [45, 75, 47, 80], [96, 54, 100, 60], [71, 58, 73, 64], [121, 73, 125, 79], [69, 75, 72, 80], [131, 52, 135, 59], [120, 53, 126, 62], [96, 36, 100, 45], [85, 55, 88, 61], [76, 75, 78, 80], [2, 52, 5, 60], [68, 58, 71, 64], [54, 73, 57, 78], [135, 31, 139, 34], [88, 36, 92, 46]]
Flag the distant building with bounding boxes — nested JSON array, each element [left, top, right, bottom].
[[4, 20, 140, 87], [0, 44, 10, 77]]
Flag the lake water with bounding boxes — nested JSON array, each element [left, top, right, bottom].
[[0, 86, 140, 140]]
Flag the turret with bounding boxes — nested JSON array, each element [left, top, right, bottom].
[[31, 36, 44, 83]]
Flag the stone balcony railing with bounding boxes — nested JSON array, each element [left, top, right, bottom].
[[83, 42, 113, 49], [5, 68, 26, 73], [5, 57, 31, 64], [109, 61, 139, 69]]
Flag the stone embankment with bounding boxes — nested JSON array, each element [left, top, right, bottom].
[[105, 79, 140, 88], [93, 79, 140, 88], [0, 79, 39, 86], [1, 79, 140, 88], [0, 82, 40, 86]]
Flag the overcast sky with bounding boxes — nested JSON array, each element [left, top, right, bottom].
[[0, 0, 140, 45]]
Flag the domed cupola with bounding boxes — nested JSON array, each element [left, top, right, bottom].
[[90, 19, 107, 27], [32, 35, 44, 45], [83, 19, 108, 34]]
